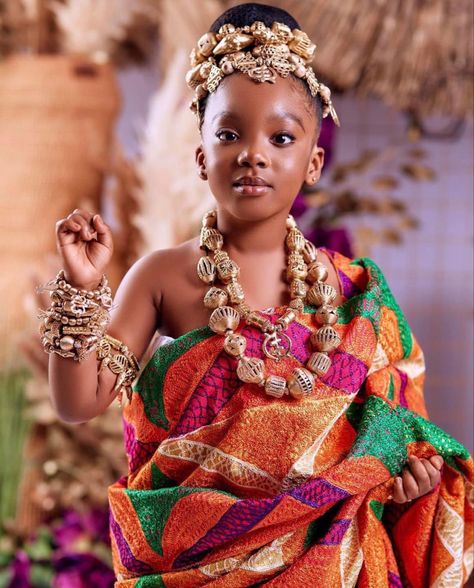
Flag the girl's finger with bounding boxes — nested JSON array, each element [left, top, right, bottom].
[[66, 212, 95, 240], [70, 208, 94, 222], [56, 217, 80, 233], [92, 214, 113, 251], [392, 476, 408, 503], [429, 455, 444, 470], [402, 468, 420, 500], [407, 456, 431, 495], [421, 459, 441, 489]]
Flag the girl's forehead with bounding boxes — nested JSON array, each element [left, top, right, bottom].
[[205, 73, 313, 123]]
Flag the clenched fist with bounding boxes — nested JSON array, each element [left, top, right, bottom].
[[55, 208, 113, 289], [392, 455, 444, 504]]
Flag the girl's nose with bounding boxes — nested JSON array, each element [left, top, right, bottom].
[[237, 143, 269, 168]]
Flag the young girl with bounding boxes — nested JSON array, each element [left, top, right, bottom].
[[41, 3, 473, 586]]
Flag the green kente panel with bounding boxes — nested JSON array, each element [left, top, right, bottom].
[[133, 326, 213, 428]]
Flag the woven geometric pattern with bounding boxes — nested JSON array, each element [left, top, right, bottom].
[[108, 250, 473, 587]]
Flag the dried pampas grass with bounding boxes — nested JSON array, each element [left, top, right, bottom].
[[50, 0, 160, 60], [135, 49, 215, 253]]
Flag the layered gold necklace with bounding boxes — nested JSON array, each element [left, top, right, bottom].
[[197, 210, 341, 399]]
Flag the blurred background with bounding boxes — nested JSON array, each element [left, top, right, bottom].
[[0, 0, 472, 586]]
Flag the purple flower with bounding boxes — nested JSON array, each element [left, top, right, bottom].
[[53, 554, 115, 588], [8, 551, 30, 588], [53, 508, 110, 550], [290, 191, 308, 219], [319, 117, 335, 170], [305, 226, 354, 258]]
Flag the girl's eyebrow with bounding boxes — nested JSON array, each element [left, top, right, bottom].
[[212, 110, 305, 131], [268, 112, 305, 131]]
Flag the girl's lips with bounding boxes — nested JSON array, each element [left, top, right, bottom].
[[232, 184, 272, 196]]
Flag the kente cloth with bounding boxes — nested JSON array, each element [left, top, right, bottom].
[[108, 250, 474, 587]]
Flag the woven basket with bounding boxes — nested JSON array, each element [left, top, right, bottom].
[[0, 55, 121, 363]]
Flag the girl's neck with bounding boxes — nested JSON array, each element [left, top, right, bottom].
[[215, 208, 289, 256]]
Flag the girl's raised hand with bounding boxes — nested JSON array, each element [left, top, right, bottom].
[[392, 455, 444, 504], [55, 208, 114, 289]]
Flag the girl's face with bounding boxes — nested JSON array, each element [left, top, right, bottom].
[[196, 73, 325, 223]]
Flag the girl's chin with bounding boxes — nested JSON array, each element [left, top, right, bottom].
[[214, 198, 291, 223]]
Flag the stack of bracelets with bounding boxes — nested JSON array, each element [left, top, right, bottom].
[[38, 270, 139, 405]]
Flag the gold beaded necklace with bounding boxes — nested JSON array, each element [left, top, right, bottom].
[[197, 210, 342, 399]]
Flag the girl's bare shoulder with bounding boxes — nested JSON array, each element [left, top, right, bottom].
[[143, 237, 200, 281]]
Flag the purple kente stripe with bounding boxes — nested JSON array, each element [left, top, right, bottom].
[[263, 312, 312, 364], [173, 495, 281, 569], [288, 477, 350, 508], [170, 319, 311, 438], [388, 571, 404, 587], [321, 350, 368, 394], [338, 269, 361, 299], [318, 518, 351, 545], [124, 420, 159, 472], [109, 510, 154, 575], [396, 368, 409, 407]]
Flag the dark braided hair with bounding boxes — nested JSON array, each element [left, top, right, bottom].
[[197, 2, 323, 135]]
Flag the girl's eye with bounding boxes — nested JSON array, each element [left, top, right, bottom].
[[273, 132, 295, 145], [216, 130, 238, 141]]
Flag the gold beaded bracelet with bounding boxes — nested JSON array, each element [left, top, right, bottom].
[[38, 271, 139, 406]]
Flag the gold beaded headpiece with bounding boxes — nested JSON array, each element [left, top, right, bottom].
[[186, 20, 340, 128]]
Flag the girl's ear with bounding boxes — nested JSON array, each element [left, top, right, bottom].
[[195, 144, 208, 180], [305, 144, 325, 186]]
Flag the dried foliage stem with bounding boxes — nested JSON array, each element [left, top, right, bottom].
[[0, 369, 30, 530]]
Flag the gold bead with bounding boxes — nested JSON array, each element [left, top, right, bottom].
[[286, 214, 297, 229], [303, 240, 318, 263], [200, 227, 223, 251], [221, 61, 234, 75], [289, 298, 304, 312], [236, 356, 265, 385], [307, 261, 328, 283], [209, 306, 240, 334], [307, 282, 336, 306], [287, 367, 314, 399], [185, 63, 206, 88], [204, 64, 224, 93], [218, 24, 236, 36], [213, 33, 254, 55], [307, 352, 331, 376], [227, 280, 245, 304], [59, 335, 75, 351], [246, 312, 273, 332], [275, 309, 297, 329], [271, 22, 293, 43], [288, 29, 316, 62], [189, 48, 205, 68], [216, 258, 240, 283], [290, 279, 307, 299], [288, 252, 305, 265], [236, 302, 251, 318], [265, 375, 287, 398], [204, 287, 228, 309], [213, 250, 229, 264], [315, 305, 338, 325], [195, 84, 207, 100], [201, 210, 216, 227], [287, 267, 308, 281], [286, 253, 308, 280], [197, 256, 216, 284], [310, 325, 341, 352], [197, 32, 218, 57], [224, 333, 246, 356], [286, 228, 305, 252]]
